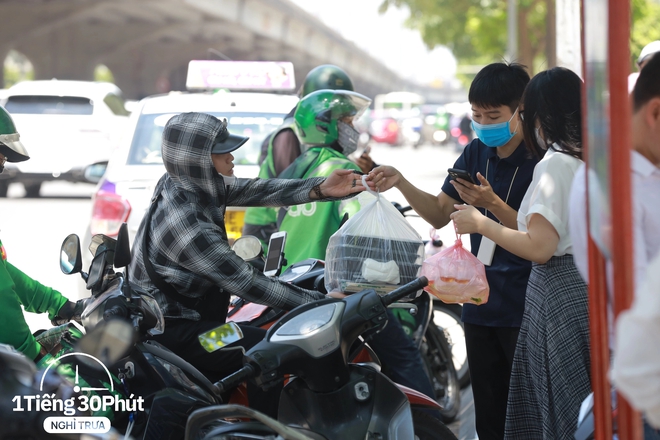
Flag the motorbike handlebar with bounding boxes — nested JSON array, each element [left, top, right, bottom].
[[213, 364, 257, 394], [103, 303, 129, 321], [380, 276, 428, 306]]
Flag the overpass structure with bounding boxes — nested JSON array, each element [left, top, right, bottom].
[[0, 0, 455, 100]]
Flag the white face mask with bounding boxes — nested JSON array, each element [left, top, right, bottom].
[[535, 127, 549, 150], [219, 173, 236, 186]]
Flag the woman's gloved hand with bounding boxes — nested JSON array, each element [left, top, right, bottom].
[[51, 300, 86, 326]]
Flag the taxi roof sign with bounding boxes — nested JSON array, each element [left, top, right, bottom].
[[186, 60, 296, 91]]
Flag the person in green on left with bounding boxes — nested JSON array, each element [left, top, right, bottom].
[[0, 105, 85, 367]]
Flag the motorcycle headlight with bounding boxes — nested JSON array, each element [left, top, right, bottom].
[[275, 303, 338, 336]]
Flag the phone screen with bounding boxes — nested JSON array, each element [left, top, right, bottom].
[[264, 235, 285, 274]]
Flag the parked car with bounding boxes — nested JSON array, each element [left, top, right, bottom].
[[0, 79, 130, 197], [369, 116, 401, 145], [84, 90, 299, 252]]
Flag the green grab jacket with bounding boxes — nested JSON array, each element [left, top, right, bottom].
[[277, 147, 362, 270], [0, 239, 67, 360], [244, 123, 295, 230]]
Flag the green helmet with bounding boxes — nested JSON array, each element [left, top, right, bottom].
[[0, 106, 29, 162], [300, 65, 354, 98], [293, 89, 371, 147]]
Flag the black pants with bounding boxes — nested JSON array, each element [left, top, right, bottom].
[[464, 323, 519, 440], [152, 319, 281, 418], [369, 310, 436, 400]]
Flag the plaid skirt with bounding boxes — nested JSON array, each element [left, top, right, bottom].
[[504, 255, 591, 440]]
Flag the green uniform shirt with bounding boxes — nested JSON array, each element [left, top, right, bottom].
[[278, 147, 362, 269], [244, 124, 293, 229], [0, 239, 67, 360]]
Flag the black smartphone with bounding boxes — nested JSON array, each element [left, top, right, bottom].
[[263, 231, 287, 277], [447, 168, 476, 184]]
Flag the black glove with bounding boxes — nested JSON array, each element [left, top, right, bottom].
[[51, 300, 85, 326]]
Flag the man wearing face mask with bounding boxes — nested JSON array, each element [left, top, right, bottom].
[[275, 89, 439, 407], [276, 89, 371, 267], [243, 64, 375, 247], [368, 63, 538, 440]]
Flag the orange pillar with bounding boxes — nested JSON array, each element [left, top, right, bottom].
[[607, 0, 642, 438]]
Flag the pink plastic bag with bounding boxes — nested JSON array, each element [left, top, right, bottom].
[[420, 229, 489, 305]]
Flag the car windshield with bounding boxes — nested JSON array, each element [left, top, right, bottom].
[[5, 95, 94, 115], [127, 112, 285, 166]]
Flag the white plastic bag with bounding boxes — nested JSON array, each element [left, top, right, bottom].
[[325, 175, 424, 295]]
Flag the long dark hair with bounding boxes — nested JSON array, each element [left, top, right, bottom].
[[521, 67, 583, 160]]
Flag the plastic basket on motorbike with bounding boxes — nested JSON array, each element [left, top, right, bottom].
[[325, 189, 424, 296]]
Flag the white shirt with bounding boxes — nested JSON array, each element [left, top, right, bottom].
[[569, 151, 660, 289], [611, 251, 660, 428], [517, 147, 583, 256]]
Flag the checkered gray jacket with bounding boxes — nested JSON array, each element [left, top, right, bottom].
[[128, 112, 326, 321]]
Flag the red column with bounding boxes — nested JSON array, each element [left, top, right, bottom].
[[607, 0, 642, 438]]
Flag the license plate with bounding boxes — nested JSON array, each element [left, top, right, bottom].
[[225, 210, 245, 240]]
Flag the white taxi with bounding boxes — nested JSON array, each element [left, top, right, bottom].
[[86, 61, 299, 251], [0, 79, 130, 197]]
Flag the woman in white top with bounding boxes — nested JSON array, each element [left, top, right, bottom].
[[451, 67, 590, 440]]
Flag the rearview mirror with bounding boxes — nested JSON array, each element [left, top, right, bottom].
[[114, 223, 131, 268], [60, 234, 83, 275], [231, 236, 263, 261]]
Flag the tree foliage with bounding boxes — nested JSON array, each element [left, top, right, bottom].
[[631, 0, 660, 67], [380, 0, 548, 74], [381, 0, 660, 74]]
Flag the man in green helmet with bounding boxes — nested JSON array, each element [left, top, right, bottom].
[[275, 89, 438, 404], [276, 88, 372, 266], [0, 105, 84, 366], [243, 64, 375, 245]]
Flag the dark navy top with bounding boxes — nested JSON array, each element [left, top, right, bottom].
[[441, 138, 539, 327]]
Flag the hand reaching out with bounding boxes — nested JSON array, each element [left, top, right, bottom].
[[316, 169, 375, 199], [367, 165, 401, 192]]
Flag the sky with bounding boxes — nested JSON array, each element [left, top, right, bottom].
[[288, 0, 458, 86]]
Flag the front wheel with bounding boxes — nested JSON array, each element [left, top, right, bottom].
[[412, 409, 457, 440], [433, 302, 470, 388], [421, 323, 461, 423]]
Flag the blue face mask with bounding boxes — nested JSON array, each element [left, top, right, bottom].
[[471, 108, 519, 148]]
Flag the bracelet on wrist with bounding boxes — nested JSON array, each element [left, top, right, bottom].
[[312, 183, 325, 199]]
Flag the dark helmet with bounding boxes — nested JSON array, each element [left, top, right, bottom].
[[293, 89, 371, 147], [300, 65, 354, 98], [0, 106, 29, 162]]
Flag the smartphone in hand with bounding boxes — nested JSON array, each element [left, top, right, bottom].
[[447, 168, 476, 184]]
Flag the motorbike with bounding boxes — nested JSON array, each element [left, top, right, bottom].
[[0, 319, 135, 439], [228, 235, 461, 423], [59, 224, 231, 439], [186, 277, 458, 440]]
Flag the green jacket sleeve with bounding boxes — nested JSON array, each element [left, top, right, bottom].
[[0, 260, 68, 360]]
